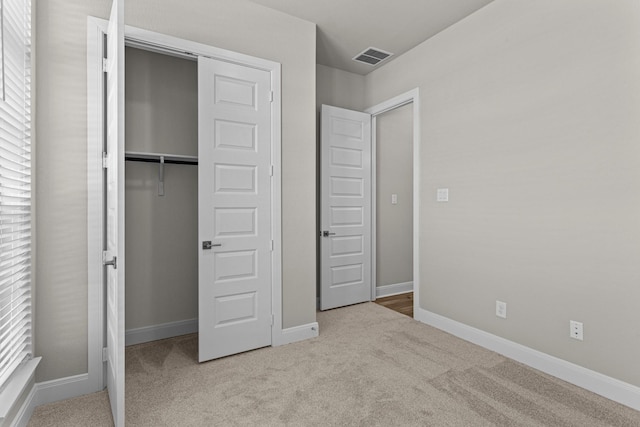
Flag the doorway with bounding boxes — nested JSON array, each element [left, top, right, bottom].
[[319, 89, 420, 313], [87, 19, 283, 425], [124, 46, 199, 347], [367, 90, 420, 316], [372, 102, 414, 317], [372, 103, 414, 301]]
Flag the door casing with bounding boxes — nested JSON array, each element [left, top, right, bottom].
[[318, 90, 420, 313], [366, 89, 420, 313], [87, 20, 283, 392]]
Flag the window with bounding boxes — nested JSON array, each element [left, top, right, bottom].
[[0, 0, 32, 390]]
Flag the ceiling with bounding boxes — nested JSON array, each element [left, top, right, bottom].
[[249, 0, 494, 75]]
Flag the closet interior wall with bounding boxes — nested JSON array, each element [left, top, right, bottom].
[[124, 47, 198, 343]]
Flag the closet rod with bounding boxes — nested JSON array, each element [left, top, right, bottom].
[[124, 151, 198, 165], [125, 151, 198, 196]]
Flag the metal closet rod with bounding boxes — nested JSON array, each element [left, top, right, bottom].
[[124, 151, 198, 196], [124, 151, 198, 165]]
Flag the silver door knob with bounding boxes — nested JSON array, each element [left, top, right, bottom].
[[322, 231, 336, 237]]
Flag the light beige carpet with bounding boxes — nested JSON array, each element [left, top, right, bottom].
[[29, 303, 640, 426]]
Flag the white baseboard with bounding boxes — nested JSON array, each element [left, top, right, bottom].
[[10, 383, 36, 427], [273, 322, 319, 347], [12, 319, 316, 426], [34, 374, 96, 407], [12, 373, 98, 427], [376, 281, 413, 298], [415, 307, 640, 412], [126, 318, 198, 346]]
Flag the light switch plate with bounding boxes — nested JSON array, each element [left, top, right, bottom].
[[437, 188, 449, 202], [496, 300, 507, 319], [391, 194, 398, 204]]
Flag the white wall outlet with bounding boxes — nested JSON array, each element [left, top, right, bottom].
[[437, 188, 449, 202], [570, 320, 583, 341], [391, 194, 398, 205], [496, 300, 507, 319]]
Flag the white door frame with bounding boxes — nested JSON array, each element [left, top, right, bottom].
[[365, 89, 420, 316], [87, 19, 283, 390]]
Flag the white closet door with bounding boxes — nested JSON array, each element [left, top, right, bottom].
[[320, 105, 372, 310], [198, 57, 272, 362], [105, 0, 125, 425]]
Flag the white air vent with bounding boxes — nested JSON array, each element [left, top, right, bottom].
[[352, 47, 393, 66]]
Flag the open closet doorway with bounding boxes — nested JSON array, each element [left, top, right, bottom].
[[123, 44, 276, 360], [124, 46, 199, 346], [87, 19, 283, 425]]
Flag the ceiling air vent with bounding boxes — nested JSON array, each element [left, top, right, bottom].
[[352, 47, 393, 67]]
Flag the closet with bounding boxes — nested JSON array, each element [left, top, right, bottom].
[[124, 46, 199, 346], [120, 43, 276, 362]]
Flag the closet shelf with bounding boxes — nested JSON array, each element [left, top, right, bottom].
[[125, 151, 198, 165]]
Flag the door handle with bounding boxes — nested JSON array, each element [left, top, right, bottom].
[[202, 241, 222, 250], [322, 231, 336, 237]]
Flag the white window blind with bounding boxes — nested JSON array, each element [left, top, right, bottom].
[[0, 0, 32, 390]]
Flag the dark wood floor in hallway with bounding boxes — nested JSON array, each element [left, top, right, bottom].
[[374, 292, 413, 318]]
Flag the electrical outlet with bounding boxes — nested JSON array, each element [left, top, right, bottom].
[[496, 300, 507, 319], [570, 320, 583, 341]]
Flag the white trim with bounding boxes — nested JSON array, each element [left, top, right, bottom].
[[9, 381, 36, 427], [124, 25, 280, 72], [32, 374, 93, 408], [273, 323, 319, 347], [366, 90, 416, 117], [365, 89, 420, 318], [270, 62, 284, 347], [86, 16, 107, 395], [12, 373, 101, 426], [125, 319, 198, 346], [415, 307, 640, 412], [13, 372, 103, 426], [0, 358, 40, 421], [376, 282, 413, 298], [370, 115, 377, 301]]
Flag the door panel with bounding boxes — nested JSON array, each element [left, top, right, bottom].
[[198, 57, 272, 362], [320, 105, 372, 310], [105, 0, 125, 425]]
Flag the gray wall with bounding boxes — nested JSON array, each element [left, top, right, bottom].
[[365, 0, 640, 387], [35, 0, 316, 382], [376, 104, 413, 289], [125, 48, 198, 332], [316, 64, 366, 112]]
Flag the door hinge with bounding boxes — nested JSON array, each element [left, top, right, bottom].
[[271, 314, 274, 326], [270, 240, 274, 252], [270, 164, 274, 177], [102, 152, 109, 169], [102, 58, 109, 73], [269, 91, 274, 102], [103, 251, 117, 269], [102, 347, 108, 362]]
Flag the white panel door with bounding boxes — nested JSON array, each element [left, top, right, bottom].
[[198, 57, 272, 362], [320, 105, 372, 310], [105, 0, 125, 425]]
